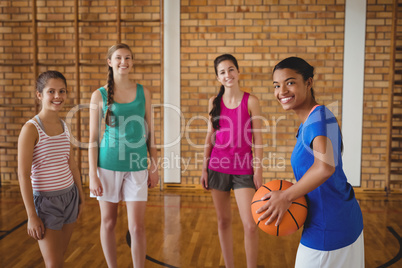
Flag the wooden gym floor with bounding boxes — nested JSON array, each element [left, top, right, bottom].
[[0, 186, 401, 268]]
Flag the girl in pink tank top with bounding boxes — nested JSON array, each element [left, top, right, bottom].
[[201, 54, 263, 268]]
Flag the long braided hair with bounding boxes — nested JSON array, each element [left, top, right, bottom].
[[209, 54, 239, 130], [104, 43, 133, 126]]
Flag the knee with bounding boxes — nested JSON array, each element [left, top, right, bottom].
[[128, 223, 145, 237], [243, 221, 258, 235], [101, 216, 117, 231], [217, 216, 232, 230]]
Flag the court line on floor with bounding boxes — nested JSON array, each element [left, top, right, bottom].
[[146, 255, 179, 268], [0, 220, 27, 240], [377, 226, 402, 268], [1, 220, 180, 268], [2, 208, 400, 267], [126, 231, 179, 268]]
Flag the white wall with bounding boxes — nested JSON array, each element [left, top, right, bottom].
[[342, 0, 367, 187], [163, 1, 181, 183]]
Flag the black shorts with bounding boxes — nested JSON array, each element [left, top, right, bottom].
[[207, 168, 255, 191]]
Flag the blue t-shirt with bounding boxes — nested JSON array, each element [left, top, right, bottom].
[[291, 105, 363, 251]]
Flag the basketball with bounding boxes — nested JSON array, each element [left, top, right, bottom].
[[251, 180, 308, 236]]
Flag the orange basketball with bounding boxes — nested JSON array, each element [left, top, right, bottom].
[[251, 180, 308, 236]]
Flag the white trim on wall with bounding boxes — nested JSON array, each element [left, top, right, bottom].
[[341, 0, 367, 187], [163, 1, 181, 183]]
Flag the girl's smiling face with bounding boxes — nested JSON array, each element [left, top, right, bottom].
[[37, 78, 67, 112], [216, 60, 240, 88], [108, 48, 133, 75], [273, 68, 313, 112]]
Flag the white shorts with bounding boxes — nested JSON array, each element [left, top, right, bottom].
[[295, 231, 364, 268], [90, 167, 148, 203]]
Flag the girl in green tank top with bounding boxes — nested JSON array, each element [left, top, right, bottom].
[[88, 43, 159, 267]]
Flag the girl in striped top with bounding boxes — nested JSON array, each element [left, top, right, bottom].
[[18, 70, 85, 267]]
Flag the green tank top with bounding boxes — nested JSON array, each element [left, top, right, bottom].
[[98, 84, 148, 171]]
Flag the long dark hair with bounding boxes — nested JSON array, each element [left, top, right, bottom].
[[273, 56, 315, 101], [105, 43, 133, 126], [209, 54, 239, 130], [36, 70, 67, 93]]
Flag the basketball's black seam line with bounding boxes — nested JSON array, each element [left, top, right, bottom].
[[279, 180, 283, 190], [292, 201, 308, 209], [287, 209, 300, 229], [251, 200, 264, 205], [262, 185, 272, 191]]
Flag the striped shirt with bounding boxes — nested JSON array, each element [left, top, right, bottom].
[[28, 119, 74, 192]]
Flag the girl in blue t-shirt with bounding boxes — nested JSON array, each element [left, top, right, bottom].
[[257, 57, 364, 267]]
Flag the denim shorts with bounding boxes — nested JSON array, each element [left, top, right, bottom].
[[207, 168, 255, 191], [33, 184, 79, 230]]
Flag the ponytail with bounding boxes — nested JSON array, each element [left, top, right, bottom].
[[105, 66, 115, 126], [209, 85, 225, 130]]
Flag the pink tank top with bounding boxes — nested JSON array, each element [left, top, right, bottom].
[[208, 92, 253, 175]]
